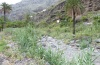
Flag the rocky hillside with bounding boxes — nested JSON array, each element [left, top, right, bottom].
[[8, 0, 59, 20], [34, 0, 100, 22]]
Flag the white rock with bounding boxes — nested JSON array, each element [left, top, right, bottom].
[[57, 20, 60, 23]]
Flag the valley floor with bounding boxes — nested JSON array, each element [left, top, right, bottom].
[[0, 31, 100, 65]]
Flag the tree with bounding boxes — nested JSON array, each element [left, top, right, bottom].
[[66, 0, 83, 37], [0, 17, 4, 31], [0, 2, 12, 31]]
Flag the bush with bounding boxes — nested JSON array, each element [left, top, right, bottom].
[[14, 25, 37, 52], [36, 21, 48, 28], [93, 16, 100, 31], [6, 21, 26, 28], [93, 16, 100, 23]]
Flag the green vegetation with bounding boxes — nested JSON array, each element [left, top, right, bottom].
[[6, 21, 26, 28], [4, 24, 95, 65], [0, 1, 99, 65], [0, 10, 99, 65], [11, 25, 65, 65], [0, 2, 12, 31], [0, 39, 7, 52], [67, 48, 94, 65], [33, 18, 100, 43]]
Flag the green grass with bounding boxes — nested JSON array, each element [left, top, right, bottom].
[[3, 23, 97, 65], [66, 48, 94, 65], [0, 40, 7, 52], [33, 20, 100, 44]]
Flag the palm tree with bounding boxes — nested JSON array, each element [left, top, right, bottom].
[[66, 0, 83, 37], [0, 2, 11, 31], [1, 2, 12, 22]]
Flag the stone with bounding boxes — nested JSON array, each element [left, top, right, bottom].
[[83, 22, 93, 25], [48, 37, 53, 42], [7, 43, 15, 48], [95, 63, 100, 65], [95, 39, 100, 43], [0, 58, 3, 64], [96, 46, 100, 49], [42, 43, 46, 47], [76, 44, 80, 47], [45, 62, 50, 65], [41, 38, 47, 42], [70, 40, 75, 44], [51, 45, 56, 48], [94, 49, 99, 53]]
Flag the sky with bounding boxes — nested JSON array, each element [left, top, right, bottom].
[[0, 0, 22, 4]]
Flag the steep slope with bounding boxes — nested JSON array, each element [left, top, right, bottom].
[[8, 0, 59, 20], [34, 0, 100, 22]]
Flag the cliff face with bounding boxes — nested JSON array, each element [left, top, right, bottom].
[[82, 0, 100, 11], [34, 0, 100, 22]]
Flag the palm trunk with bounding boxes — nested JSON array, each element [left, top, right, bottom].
[[72, 8, 76, 36], [4, 3, 6, 22], [1, 23, 3, 31], [2, 4, 6, 31], [72, 8, 76, 43]]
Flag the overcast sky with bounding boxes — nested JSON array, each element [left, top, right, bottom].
[[0, 0, 22, 4]]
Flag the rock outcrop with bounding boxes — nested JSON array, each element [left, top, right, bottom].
[[82, 0, 100, 11]]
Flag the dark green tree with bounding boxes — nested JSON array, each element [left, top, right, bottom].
[[0, 2, 12, 31], [0, 17, 4, 31]]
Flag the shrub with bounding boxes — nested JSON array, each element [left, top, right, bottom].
[[44, 50, 65, 65], [37, 21, 48, 28], [6, 21, 26, 28], [93, 16, 100, 23], [14, 25, 37, 52], [93, 16, 100, 31]]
